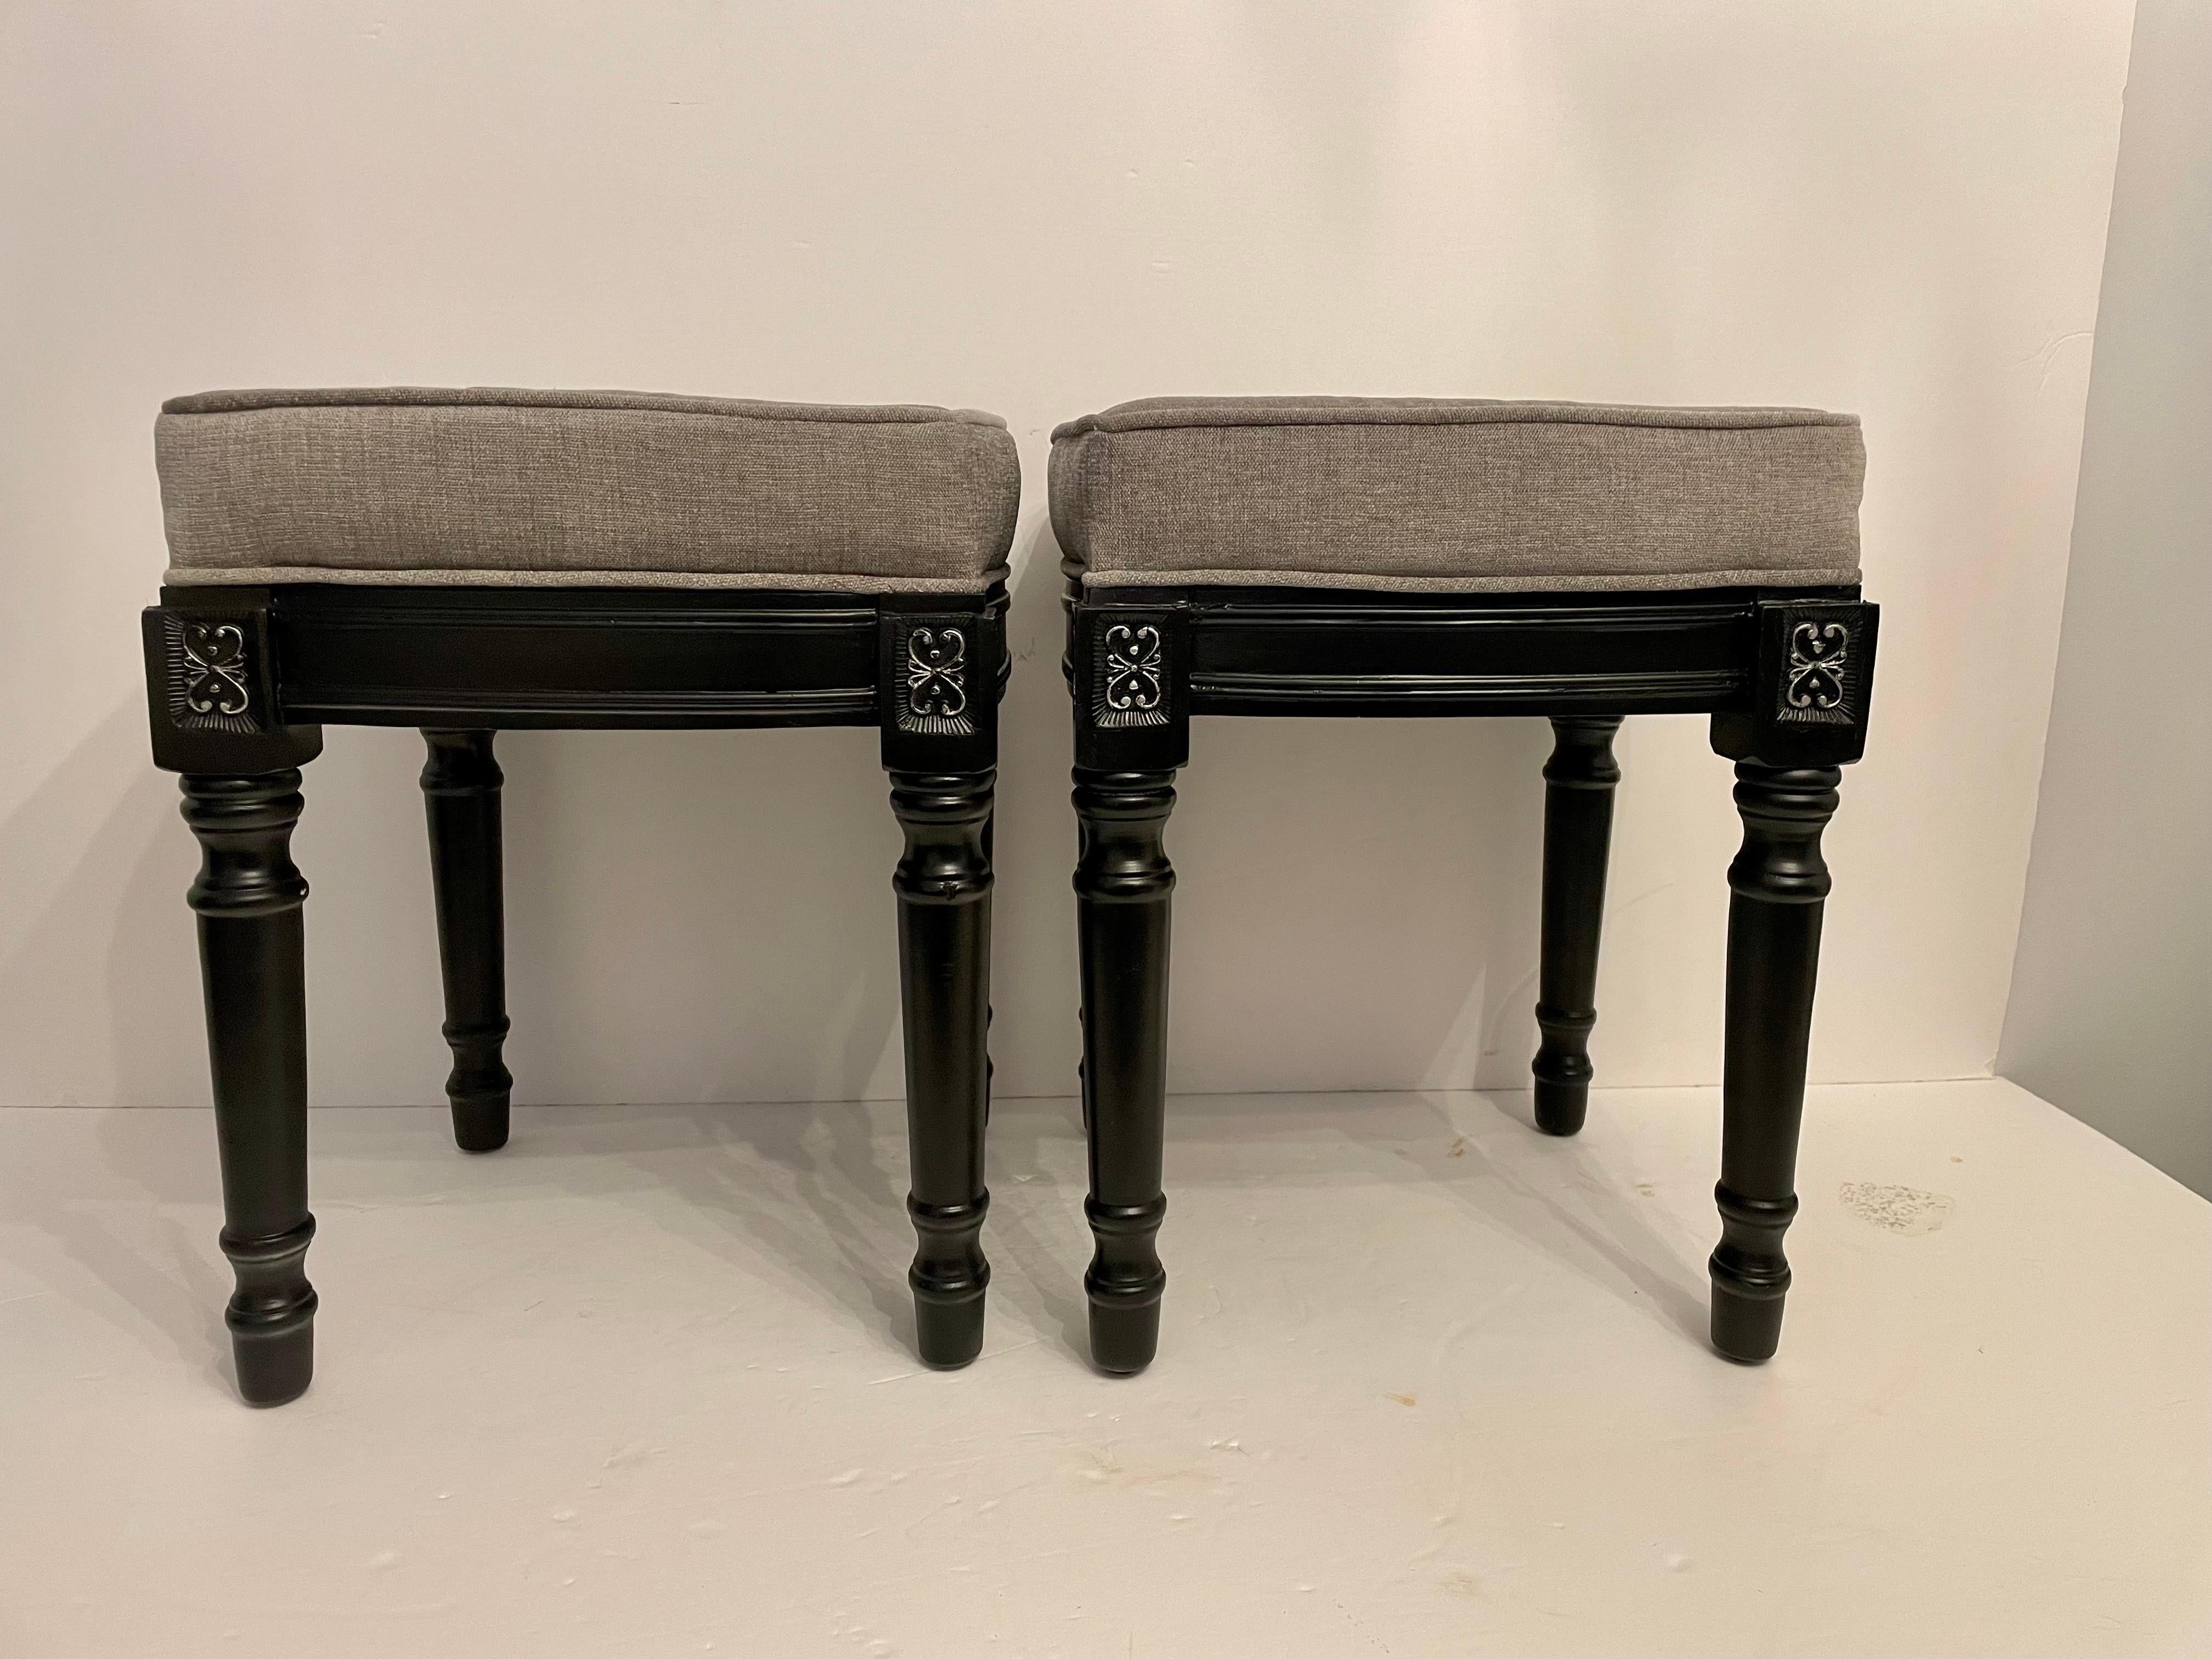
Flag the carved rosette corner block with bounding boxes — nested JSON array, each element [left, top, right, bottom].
[[1714, 599, 1877, 769], [163, 611, 265, 735], [1092, 619, 1168, 730], [878, 605, 998, 774], [1776, 616, 1856, 726], [896, 620, 977, 737]]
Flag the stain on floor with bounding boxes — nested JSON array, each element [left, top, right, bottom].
[[1839, 1182, 1955, 1235]]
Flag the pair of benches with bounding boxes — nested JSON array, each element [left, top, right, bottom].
[[145, 387, 1875, 1403]]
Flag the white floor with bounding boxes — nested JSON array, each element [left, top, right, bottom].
[[2, 1080, 2207, 1657]]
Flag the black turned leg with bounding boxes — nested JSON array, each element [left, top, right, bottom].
[[1709, 763, 1841, 1362], [1073, 767, 1177, 1374], [183, 771, 318, 1407], [888, 769, 995, 1368], [984, 806, 995, 1124], [1704, 597, 1878, 1362], [1532, 717, 1622, 1136], [420, 731, 512, 1153]]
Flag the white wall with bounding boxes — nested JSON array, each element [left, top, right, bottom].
[[2001, 0, 2210, 1197], [0, 2, 2131, 1111]]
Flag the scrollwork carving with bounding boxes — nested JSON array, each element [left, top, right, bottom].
[[162, 612, 263, 733], [1093, 620, 1168, 729], [899, 624, 976, 736], [1778, 618, 1853, 725]]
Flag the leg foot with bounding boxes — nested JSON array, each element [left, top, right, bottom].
[[224, 1217, 319, 1404], [1533, 1022, 1594, 1137], [910, 1199, 990, 1369], [1710, 1187, 1796, 1362], [1074, 768, 1176, 1375], [231, 1321, 316, 1407], [448, 1097, 509, 1155], [1087, 1301, 1163, 1376], [1532, 718, 1620, 1136], [1711, 1288, 1788, 1365], [889, 771, 995, 1368], [421, 731, 512, 1153], [1085, 1197, 1167, 1374]]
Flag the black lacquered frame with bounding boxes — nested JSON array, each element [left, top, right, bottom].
[[1063, 573, 1879, 1374], [144, 582, 1008, 1404]]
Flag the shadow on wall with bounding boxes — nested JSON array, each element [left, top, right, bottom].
[[0, 699, 207, 1112], [493, 723, 906, 1108], [0, 697, 913, 1113]]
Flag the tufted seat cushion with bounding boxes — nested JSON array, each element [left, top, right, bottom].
[[157, 387, 1021, 592], [1049, 397, 1864, 592]]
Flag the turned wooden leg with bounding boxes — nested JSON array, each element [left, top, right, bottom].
[[1073, 766, 1176, 1374], [183, 771, 318, 1407], [1710, 763, 1841, 1362], [1532, 716, 1621, 1135], [420, 730, 512, 1153], [889, 769, 995, 1368], [984, 805, 995, 1125]]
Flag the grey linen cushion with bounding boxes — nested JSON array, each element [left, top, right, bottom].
[[157, 387, 1021, 592], [1049, 397, 1864, 592]]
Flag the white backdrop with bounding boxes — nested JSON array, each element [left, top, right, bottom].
[[2001, 0, 2211, 1195], [0, 2, 2132, 1110]]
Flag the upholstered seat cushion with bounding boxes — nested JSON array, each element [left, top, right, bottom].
[[157, 387, 1021, 591], [1049, 397, 1864, 592]]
